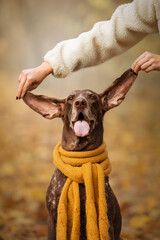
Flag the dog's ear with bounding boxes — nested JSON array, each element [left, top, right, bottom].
[[100, 69, 137, 112], [23, 92, 65, 119]]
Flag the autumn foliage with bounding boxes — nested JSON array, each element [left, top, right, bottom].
[[0, 0, 160, 239]]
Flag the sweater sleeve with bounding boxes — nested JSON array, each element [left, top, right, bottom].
[[44, 0, 160, 78]]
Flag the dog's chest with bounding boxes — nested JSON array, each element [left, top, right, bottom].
[[46, 168, 114, 221], [46, 169, 66, 212]]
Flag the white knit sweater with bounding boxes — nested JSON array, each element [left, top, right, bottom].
[[44, 0, 160, 78]]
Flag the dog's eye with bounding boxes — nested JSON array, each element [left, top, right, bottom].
[[68, 95, 74, 101], [89, 94, 96, 100]]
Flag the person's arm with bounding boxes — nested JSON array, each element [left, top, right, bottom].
[[17, 0, 160, 99], [44, 0, 159, 78]]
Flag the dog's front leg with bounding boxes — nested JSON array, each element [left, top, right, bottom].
[[47, 215, 56, 240], [108, 224, 115, 240]]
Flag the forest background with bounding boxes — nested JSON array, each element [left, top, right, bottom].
[[0, 0, 160, 239]]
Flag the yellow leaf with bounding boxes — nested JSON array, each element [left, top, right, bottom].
[[129, 215, 151, 228]]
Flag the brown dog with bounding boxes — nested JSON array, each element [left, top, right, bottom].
[[23, 69, 137, 240]]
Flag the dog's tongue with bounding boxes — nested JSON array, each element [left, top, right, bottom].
[[74, 120, 90, 137]]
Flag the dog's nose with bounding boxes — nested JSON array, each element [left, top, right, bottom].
[[75, 98, 87, 108]]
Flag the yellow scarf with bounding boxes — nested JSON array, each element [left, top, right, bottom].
[[53, 142, 112, 240]]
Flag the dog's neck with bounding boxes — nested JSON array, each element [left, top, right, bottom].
[[61, 121, 104, 151]]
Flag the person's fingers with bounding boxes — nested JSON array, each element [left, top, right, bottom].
[[18, 72, 23, 83], [132, 59, 144, 73], [133, 55, 152, 73], [134, 57, 149, 72], [16, 72, 24, 99], [21, 81, 31, 98], [140, 59, 153, 71], [17, 76, 27, 99], [144, 65, 155, 73], [132, 59, 142, 73], [131, 52, 147, 72], [131, 61, 139, 72], [132, 52, 160, 74], [131, 51, 153, 73]]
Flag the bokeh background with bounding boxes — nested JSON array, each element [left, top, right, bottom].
[[0, 0, 160, 239]]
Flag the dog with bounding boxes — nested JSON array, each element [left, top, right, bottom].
[[23, 68, 137, 240]]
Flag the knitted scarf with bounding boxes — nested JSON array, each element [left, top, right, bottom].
[[53, 142, 112, 240]]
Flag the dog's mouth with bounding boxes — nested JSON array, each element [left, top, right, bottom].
[[72, 112, 94, 137]]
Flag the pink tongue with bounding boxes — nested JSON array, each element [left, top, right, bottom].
[[74, 120, 90, 137]]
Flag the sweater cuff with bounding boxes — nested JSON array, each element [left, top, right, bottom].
[[44, 42, 71, 78]]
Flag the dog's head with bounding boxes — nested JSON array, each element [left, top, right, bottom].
[[63, 89, 102, 137], [23, 69, 137, 147]]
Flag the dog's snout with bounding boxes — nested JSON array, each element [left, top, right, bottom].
[[75, 98, 87, 108]]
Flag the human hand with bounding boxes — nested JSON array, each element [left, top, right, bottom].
[[17, 62, 53, 99], [131, 52, 160, 74]]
